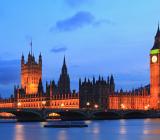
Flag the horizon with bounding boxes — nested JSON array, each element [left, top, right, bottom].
[[1, 0, 160, 97]]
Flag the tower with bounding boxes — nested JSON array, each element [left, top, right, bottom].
[[58, 56, 71, 94], [110, 74, 115, 93], [21, 43, 42, 94], [150, 24, 160, 109]]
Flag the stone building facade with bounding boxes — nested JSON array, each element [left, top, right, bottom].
[[21, 51, 42, 94]]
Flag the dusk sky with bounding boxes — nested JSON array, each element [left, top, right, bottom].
[[0, 0, 160, 97]]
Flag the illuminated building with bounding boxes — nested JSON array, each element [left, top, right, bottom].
[[58, 56, 71, 94], [79, 75, 115, 109], [109, 86, 150, 110], [109, 25, 160, 110], [0, 25, 160, 110], [0, 48, 79, 109], [21, 42, 42, 94], [150, 24, 160, 109]]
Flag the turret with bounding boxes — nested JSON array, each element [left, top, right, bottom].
[[39, 53, 42, 65], [21, 53, 24, 65], [21, 51, 42, 94], [50, 82, 53, 98], [107, 76, 110, 85], [110, 75, 115, 93], [99, 75, 101, 81], [93, 76, 95, 85], [28, 52, 33, 64], [38, 78, 43, 95], [79, 78, 81, 87]]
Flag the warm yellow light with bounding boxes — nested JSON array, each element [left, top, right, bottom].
[[94, 104, 98, 109], [28, 83, 37, 94], [0, 112, 15, 117], [144, 106, 148, 110], [49, 113, 60, 117], [61, 103, 64, 107], [86, 102, 90, 106], [121, 104, 125, 109], [17, 102, 21, 107], [144, 104, 150, 110], [42, 101, 46, 105]]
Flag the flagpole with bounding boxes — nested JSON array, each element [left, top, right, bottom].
[[30, 39, 32, 55]]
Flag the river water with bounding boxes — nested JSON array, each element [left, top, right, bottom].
[[1, 119, 160, 140]]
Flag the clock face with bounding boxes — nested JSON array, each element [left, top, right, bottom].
[[152, 55, 158, 63]]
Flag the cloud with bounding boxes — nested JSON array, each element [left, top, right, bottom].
[[64, 0, 92, 7], [0, 59, 20, 85], [51, 45, 68, 53], [51, 11, 114, 32], [51, 11, 94, 32]]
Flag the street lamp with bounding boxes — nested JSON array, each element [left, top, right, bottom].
[[42, 101, 46, 108], [86, 102, 90, 109], [144, 104, 150, 110], [61, 103, 64, 108], [121, 104, 125, 110], [17, 102, 21, 108], [94, 104, 99, 109], [86, 102, 90, 106]]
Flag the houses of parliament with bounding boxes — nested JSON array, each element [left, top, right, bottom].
[[0, 25, 160, 110]]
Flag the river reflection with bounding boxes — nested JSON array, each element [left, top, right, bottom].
[[1, 119, 160, 140], [14, 124, 25, 140]]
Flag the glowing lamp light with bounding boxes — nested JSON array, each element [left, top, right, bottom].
[[144, 106, 148, 110], [86, 102, 90, 106], [42, 101, 46, 106], [61, 103, 64, 107], [144, 104, 150, 110], [49, 113, 60, 117], [29, 83, 36, 93], [94, 104, 99, 109], [17, 102, 21, 107], [121, 104, 125, 109]]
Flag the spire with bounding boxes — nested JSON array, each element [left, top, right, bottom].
[[62, 56, 67, 74], [79, 78, 81, 87], [39, 52, 42, 57], [99, 75, 101, 81], [21, 53, 24, 64], [30, 39, 32, 55], [152, 23, 160, 50], [84, 77, 86, 82], [156, 22, 160, 37], [110, 74, 115, 93], [58, 56, 70, 94], [63, 55, 66, 66], [39, 52, 42, 65], [93, 76, 95, 85], [21, 53, 24, 60], [38, 78, 43, 94], [22, 53, 24, 58]]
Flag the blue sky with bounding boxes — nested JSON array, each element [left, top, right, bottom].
[[0, 0, 160, 97]]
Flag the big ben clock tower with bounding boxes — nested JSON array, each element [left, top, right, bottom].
[[150, 25, 160, 109]]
